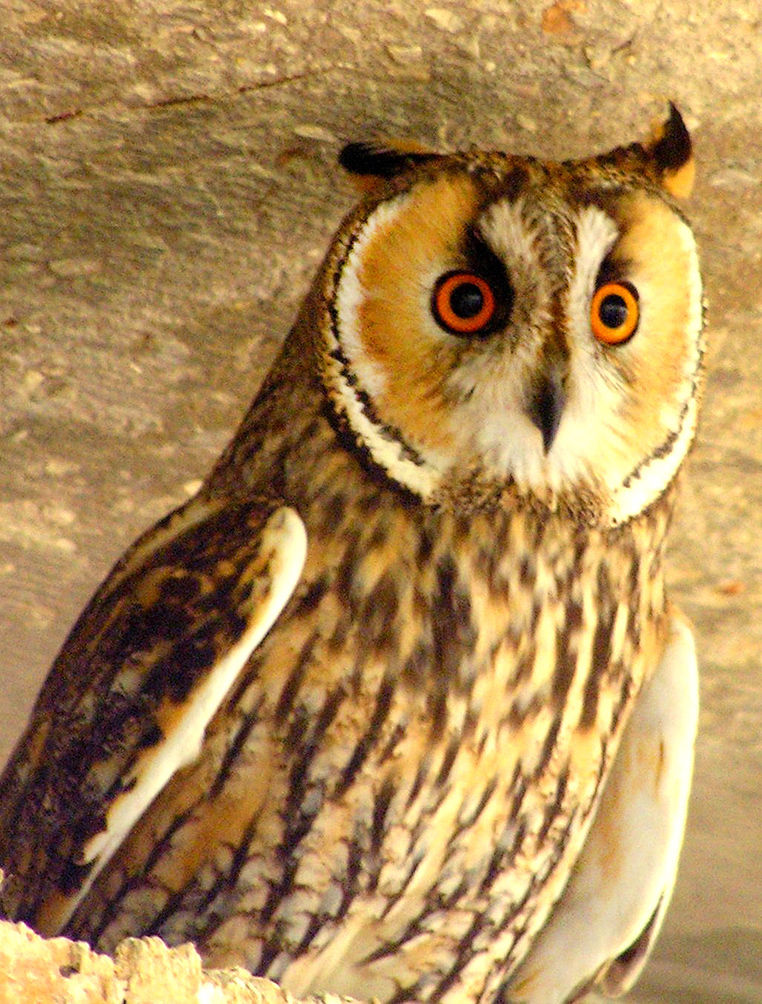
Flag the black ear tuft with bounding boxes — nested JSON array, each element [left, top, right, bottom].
[[339, 142, 438, 179], [647, 103, 695, 198], [651, 103, 692, 176]]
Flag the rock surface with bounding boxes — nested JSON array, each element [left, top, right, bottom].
[[1, 2, 761, 1002], [0, 919, 357, 1004]]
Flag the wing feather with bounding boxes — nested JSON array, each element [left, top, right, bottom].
[[507, 610, 698, 1003], [0, 496, 306, 933]]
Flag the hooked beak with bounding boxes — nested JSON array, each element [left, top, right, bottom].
[[526, 370, 566, 454]]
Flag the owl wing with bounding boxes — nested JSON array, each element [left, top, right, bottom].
[[0, 494, 306, 936], [506, 609, 698, 1003]]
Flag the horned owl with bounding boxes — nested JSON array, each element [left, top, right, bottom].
[[0, 105, 703, 1004]]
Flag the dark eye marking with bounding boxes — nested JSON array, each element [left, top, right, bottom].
[[430, 228, 514, 338]]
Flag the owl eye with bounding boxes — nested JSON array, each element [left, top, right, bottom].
[[432, 272, 497, 336], [590, 281, 640, 345]]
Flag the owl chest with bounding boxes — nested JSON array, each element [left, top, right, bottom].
[[244, 504, 665, 930]]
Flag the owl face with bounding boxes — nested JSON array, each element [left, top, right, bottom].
[[318, 109, 704, 527]]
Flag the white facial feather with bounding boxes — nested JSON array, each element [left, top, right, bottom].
[[327, 193, 445, 500], [454, 203, 623, 502], [478, 198, 541, 271], [608, 221, 703, 523], [554, 205, 629, 486], [334, 200, 397, 402], [536, 206, 624, 497]]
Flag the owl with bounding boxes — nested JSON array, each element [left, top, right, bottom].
[[0, 105, 703, 1004]]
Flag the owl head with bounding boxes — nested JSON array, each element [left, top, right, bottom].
[[314, 106, 704, 527]]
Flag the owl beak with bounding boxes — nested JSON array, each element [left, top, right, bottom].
[[526, 371, 566, 454]]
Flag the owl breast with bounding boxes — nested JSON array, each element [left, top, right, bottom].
[[62, 422, 673, 1004]]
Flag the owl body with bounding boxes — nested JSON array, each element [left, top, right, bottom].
[[0, 108, 703, 1004]]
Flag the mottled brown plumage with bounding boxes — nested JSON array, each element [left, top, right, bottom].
[[0, 106, 703, 1004]]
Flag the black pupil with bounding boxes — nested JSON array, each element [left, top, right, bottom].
[[599, 293, 628, 329], [450, 282, 484, 319]]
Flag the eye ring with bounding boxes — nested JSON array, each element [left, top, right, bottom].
[[590, 281, 640, 345], [432, 272, 497, 335]]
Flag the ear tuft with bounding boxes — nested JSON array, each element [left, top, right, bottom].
[[339, 142, 438, 193], [647, 103, 695, 199]]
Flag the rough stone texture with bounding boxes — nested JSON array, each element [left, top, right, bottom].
[[0, 919, 357, 1004], [0, 2, 760, 1002]]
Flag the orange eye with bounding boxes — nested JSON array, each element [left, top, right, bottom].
[[590, 281, 640, 345], [432, 272, 497, 335]]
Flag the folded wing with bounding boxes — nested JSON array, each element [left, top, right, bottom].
[[0, 495, 306, 935]]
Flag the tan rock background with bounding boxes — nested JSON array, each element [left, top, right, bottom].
[[0, 2, 760, 1001]]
